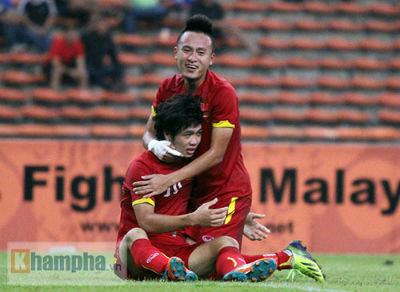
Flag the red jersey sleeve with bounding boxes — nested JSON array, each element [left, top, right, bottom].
[[211, 84, 239, 128], [50, 37, 63, 58], [124, 158, 156, 208], [74, 40, 85, 56]]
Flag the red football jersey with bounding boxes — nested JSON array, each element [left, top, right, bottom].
[[116, 151, 192, 245], [153, 70, 252, 205]]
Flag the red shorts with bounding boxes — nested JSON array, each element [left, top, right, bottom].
[[113, 232, 200, 280], [185, 195, 251, 249]]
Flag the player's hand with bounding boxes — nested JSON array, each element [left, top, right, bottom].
[[133, 174, 171, 197], [243, 212, 270, 241], [148, 139, 183, 161], [191, 198, 228, 227]]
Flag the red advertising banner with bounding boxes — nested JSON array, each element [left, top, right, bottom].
[[1, 140, 399, 254]]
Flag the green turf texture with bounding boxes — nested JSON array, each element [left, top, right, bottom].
[[1, 252, 399, 292]]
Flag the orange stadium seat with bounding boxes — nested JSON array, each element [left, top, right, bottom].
[[226, 17, 259, 30], [378, 110, 400, 123], [336, 2, 368, 14], [0, 124, 20, 136], [294, 19, 327, 31], [267, 1, 302, 12], [100, 91, 137, 103], [272, 109, 305, 122], [32, 88, 66, 103], [337, 109, 371, 123], [389, 58, 400, 70], [379, 92, 400, 108], [114, 34, 154, 47], [259, 18, 293, 31], [17, 124, 56, 137], [91, 125, 128, 138], [290, 38, 324, 50], [60, 106, 91, 120], [239, 108, 272, 122], [392, 39, 400, 51], [343, 92, 379, 106], [149, 53, 175, 67], [234, 1, 268, 12], [305, 109, 338, 123], [65, 89, 101, 104], [0, 53, 10, 63], [254, 56, 285, 69], [286, 57, 318, 68], [362, 127, 400, 141], [244, 75, 279, 88], [369, 3, 400, 16], [279, 76, 312, 88], [21, 105, 59, 120], [358, 38, 392, 51], [309, 92, 345, 105], [276, 91, 309, 105], [318, 57, 352, 70], [0, 105, 21, 119], [128, 107, 151, 120], [127, 124, 146, 137], [239, 91, 277, 104], [53, 125, 91, 137], [352, 58, 388, 71], [259, 37, 290, 50], [364, 20, 398, 32], [139, 89, 157, 103], [89, 106, 130, 121], [385, 77, 400, 90], [156, 34, 178, 47], [10, 52, 47, 65], [324, 38, 358, 51], [303, 2, 335, 14], [317, 76, 351, 89], [241, 126, 269, 139], [328, 19, 363, 32], [214, 54, 252, 68], [2, 71, 45, 85], [0, 88, 29, 102], [268, 126, 305, 139], [351, 76, 385, 90], [118, 53, 148, 66]]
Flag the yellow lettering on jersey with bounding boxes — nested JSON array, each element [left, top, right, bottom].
[[224, 197, 238, 224], [212, 120, 235, 128], [132, 198, 155, 208], [151, 105, 156, 117]]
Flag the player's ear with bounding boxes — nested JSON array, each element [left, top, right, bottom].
[[209, 52, 215, 66], [174, 46, 178, 60]]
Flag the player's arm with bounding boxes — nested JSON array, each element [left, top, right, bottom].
[[133, 198, 228, 233], [134, 126, 233, 197]]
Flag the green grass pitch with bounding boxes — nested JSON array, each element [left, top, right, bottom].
[[1, 252, 399, 292]]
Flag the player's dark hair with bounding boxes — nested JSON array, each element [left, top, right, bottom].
[[176, 14, 215, 52], [153, 94, 203, 140]]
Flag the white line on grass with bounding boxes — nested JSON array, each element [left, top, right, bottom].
[[259, 282, 349, 292]]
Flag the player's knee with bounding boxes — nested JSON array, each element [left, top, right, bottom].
[[125, 227, 148, 247], [215, 236, 239, 250]]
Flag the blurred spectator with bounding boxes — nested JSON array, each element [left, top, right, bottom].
[[82, 18, 124, 91], [54, 0, 94, 28], [13, 0, 57, 52], [45, 25, 88, 90], [190, 0, 260, 55], [123, 0, 169, 35], [0, 0, 15, 48]]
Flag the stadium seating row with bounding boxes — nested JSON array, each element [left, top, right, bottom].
[[0, 123, 399, 141]]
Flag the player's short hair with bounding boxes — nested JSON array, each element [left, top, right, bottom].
[[153, 94, 203, 140], [176, 14, 216, 52]]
